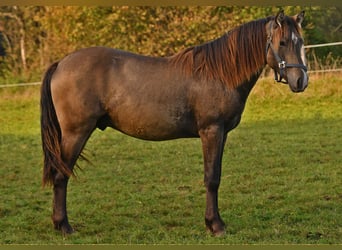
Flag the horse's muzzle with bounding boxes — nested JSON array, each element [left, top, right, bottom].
[[288, 68, 308, 93]]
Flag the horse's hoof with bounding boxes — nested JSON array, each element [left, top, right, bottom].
[[207, 226, 226, 237], [206, 220, 226, 237], [213, 228, 226, 237], [54, 220, 74, 234], [61, 224, 74, 235]]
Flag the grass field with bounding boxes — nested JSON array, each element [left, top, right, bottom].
[[0, 74, 341, 244]]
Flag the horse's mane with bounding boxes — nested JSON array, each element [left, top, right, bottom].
[[169, 18, 270, 88]]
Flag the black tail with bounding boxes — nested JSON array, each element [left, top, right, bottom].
[[40, 62, 73, 186]]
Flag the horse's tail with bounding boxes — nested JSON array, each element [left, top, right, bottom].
[[40, 62, 73, 186]]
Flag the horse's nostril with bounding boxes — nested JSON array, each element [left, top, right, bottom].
[[297, 77, 303, 90]]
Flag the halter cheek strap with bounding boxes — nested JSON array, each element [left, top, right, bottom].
[[266, 23, 308, 83]]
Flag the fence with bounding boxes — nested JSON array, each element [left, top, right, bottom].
[[304, 41, 342, 49], [0, 82, 41, 88], [0, 42, 341, 88], [304, 41, 342, 74]]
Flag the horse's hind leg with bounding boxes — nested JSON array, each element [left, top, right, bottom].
[[52, 172, 72, 233], [52, 125, 95, 234]]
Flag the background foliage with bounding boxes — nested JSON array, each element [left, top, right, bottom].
[[0, 6, 341, 83]]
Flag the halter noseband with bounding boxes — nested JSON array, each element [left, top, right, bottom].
[[266, 23, 308, 84]]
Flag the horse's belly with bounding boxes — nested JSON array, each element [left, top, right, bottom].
[[108, 104, 197, 141]]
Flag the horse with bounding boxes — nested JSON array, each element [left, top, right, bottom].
[[40, 10, 308, 236]]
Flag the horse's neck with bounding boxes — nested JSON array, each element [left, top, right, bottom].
[[235, 69, 265, 102]]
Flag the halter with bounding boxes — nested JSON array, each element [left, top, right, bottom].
[[266, 23, 308, 84]]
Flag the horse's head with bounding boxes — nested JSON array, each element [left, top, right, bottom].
[[266, 10, 308, 92]]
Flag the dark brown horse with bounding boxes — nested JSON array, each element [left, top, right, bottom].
[[41, 10, 308, 236]]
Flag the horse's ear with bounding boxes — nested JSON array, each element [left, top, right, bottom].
[[295, 11, 305, 27], [275, 9, 285, 28]]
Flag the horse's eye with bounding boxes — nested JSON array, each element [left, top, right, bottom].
[[280, 40, 286, 47]]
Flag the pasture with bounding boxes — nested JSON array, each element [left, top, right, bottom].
[[0, 74, 341, 244]]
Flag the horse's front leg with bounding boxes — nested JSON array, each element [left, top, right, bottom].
[[52, 172, 73, 234], [199, 124, 227, 236]]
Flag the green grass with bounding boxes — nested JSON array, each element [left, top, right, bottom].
[[0, 74, 341, 244]]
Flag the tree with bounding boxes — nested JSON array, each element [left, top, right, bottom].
[[0, 6, 340, 83], [0, 6, 27, 78]]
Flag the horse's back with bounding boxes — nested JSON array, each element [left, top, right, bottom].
[[53, 46, 170, 87], [55, 47, 141, 79]]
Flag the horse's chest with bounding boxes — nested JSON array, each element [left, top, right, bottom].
[[194, 88, 245, 132], [219, 92, 246, 132], [224, 113, 242, 133]]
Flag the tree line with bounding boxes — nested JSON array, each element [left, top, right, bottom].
[[0, 6, 341, 83]]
